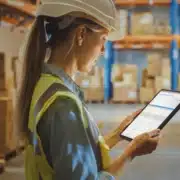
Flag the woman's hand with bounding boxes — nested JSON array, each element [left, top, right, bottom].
[[128, 129, 160, 159], [106, 129, 160, 176], [104, 109, 142, 149], [116, 109, 142, 136]]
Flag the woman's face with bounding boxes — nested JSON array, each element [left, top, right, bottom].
[[76, 28, 108, 72]]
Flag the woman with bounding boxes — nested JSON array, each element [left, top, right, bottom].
[[18, 0, 160, 179]]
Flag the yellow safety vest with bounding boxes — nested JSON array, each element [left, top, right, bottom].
[[25, 73, 111, 180]]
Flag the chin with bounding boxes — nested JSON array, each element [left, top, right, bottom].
[[78, 65, 92, 73]]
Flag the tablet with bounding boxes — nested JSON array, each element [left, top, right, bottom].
[[120, 90, 180, 141]]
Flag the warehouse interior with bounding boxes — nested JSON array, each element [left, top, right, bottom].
[[0, 0, 180, 180]]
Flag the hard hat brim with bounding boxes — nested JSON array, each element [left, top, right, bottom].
[[107, 30, 124, 41]]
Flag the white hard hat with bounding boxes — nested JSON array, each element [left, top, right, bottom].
[[36, 0, 122, 41]]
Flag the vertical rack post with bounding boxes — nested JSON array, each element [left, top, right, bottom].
[[104, 41, 114, 102], [170, 0, 179, 90]]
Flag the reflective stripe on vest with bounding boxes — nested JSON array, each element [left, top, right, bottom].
[[25, 73, 111, 180]]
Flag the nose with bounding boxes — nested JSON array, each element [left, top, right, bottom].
[[101, 45, 105, 55]]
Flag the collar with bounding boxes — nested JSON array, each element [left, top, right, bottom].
[[42, 63, 84, 101]]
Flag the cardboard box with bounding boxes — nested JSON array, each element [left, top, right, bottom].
[[155, 76, 171, 93], [119, 9, 128, 36], [147, 53, 162, 77], [0, 27, 25, 57], [123, 73, 133, 86], [0, 75, 6, 89], [161, 58, 171, 79], [112, 64, 138, 83], [155, 76, 163, 93], [145, 78, 155, 88], [112, 64, 123, 82], [0, 55, 14, 92], [140, 87, 155, 103], [142, 69, 149, 87], [84, 87, 104, 101], [91, 76, 103, 88], [0, 98, 15, 153], [131, 12, 154, 35], [147, 63, 161, 77], [0, 53, 5, 76], [75, 67, 103, 88], [123, 64, 138, 83], [154, 16, 170, 35], [147, 53, 162, 64], [94, 66, 104, 78], [0, 90, 8, 97], [90, 87, 104, 101], [113, 86, 138, 102], [0, 75, 14, 99]]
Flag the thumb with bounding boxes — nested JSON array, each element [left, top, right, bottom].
[[148, 129, 160, 138], [134, 132, 149, 144], [132, 109, 143, 116]]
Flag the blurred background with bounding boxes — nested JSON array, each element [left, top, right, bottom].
[[0, 0, 180, 180]]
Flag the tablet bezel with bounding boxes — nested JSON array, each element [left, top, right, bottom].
[[120, 89, 180, 141]]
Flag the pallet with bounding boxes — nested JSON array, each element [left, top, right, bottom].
[[5, 146, 24, 161], [86, 100, 104, 104], [0, 159, 5, 174], [110, 100, 139, 104], [0, 146, 24, 174], [140, 101, 150, 104]]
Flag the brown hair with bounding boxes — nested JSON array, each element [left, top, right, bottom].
[[17, 16, 46, 138], [17, 15, 104, 138]]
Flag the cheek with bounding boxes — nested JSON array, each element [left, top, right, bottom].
[[77, 38, 103, 72], [89, 44, 102, 60]]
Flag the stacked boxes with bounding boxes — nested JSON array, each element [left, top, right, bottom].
[[112, 64, 138, 102], [0, 28, 26, 154], [131, 12, 170, 35], [0, 53, 14, 96], [0, 53, 16, 153], [131, 12, 154, 35], [153, 13, 170, 35], [74, 66, 104, 101], [140, 68, 155, 103], [147, 53, 162, 77], [155, 58, 171, 93], [140, 53, 171, 103], [109, 9, 128, 40]]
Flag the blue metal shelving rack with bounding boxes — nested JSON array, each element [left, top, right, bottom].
[[170, 0, 179, 90], [104, 41, 114, 102], [104, 0, 180, 101]]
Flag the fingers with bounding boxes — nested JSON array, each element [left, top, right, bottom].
[[124, 109, 142, 125], [134, 132, 150, 145], [136, 108, 143, 114], [148, 129, 160, 138], [132, 109, 143, 116], [150, 136, 159, 144]]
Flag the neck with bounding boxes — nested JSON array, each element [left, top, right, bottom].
[[48, 45, 77, 78]]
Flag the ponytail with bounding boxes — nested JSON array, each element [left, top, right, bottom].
[[17, 16, 46, 138]]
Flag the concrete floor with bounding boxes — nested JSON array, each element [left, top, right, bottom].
[[0, 104, 180, 180]]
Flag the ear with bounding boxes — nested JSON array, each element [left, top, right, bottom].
[[76, 25, 87, 46]]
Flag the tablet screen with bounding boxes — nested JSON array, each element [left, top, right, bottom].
[[121, 90, 180, 140]]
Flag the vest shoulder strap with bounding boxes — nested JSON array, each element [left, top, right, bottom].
[[33, 82, 88, 131]]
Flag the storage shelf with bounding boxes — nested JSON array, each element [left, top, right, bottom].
[[1, 17, 19, 25], [0, 0, 36, 17], [115, 0, 180, 6], [114, 35, 180, 49]]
